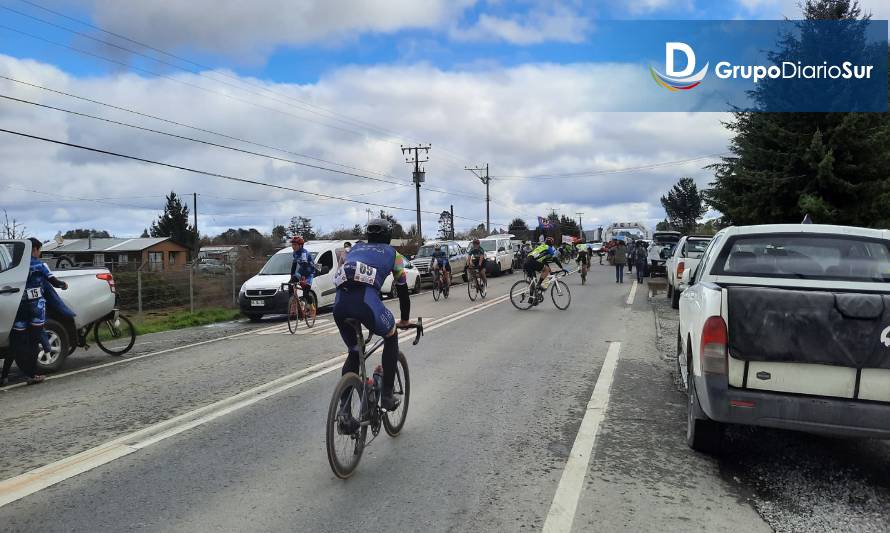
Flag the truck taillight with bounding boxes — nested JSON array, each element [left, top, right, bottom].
[[677, 261, 685, 280], [96, 273, 116, 294], [700, 316, 727, 374]]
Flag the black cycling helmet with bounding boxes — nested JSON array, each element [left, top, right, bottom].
[[365, 218, 393, 244]]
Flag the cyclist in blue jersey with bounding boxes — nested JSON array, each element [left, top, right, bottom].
[[430, 243, 451, 290], [332, 219, 412, 428], [289, 236, 316, 291]]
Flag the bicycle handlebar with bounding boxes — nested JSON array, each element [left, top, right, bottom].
[[362, 317, 424, 346]]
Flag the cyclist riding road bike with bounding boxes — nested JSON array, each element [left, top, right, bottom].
[[576, 241, 592, 270], [332, 218, 412, 430], [466, 238, 487, 287], [289, 236, 317, 293], [430, 243, 451, 290], [524, 237, 568, 290]]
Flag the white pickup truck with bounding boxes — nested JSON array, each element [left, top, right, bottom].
[[678, 224, 890, 453], [0, 240, 117, 371], [666, 235, 712, 309]]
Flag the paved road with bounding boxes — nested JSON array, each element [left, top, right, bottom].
[[0, 264, 885, 532]]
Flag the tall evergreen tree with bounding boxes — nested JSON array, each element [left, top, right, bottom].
[[707, 0, 890, 227], [150, 191, 197, 250], [661, 177, 707, 234], [437, 210, 453, 239], [287, 216, 316, 240]]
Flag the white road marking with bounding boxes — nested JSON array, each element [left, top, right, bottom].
[[542, 341, 622, 533], [625, 280, 638, 305], [0, 294, 510, 507]]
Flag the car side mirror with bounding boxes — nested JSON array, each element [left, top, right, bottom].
[[320, 265, 331, 275]]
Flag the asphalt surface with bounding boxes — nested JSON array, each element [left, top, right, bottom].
[[0, 264, 885, 531]]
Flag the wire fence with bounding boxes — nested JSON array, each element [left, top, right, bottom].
[[111, 259, 267, 314]]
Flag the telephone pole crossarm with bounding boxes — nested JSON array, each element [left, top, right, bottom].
[[465, 164, 490, 235]]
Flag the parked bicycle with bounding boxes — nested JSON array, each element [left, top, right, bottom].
[[282, 281, 316, 334], [431, 267, 449, 301], [325, 318, 423, 479], [92, 310, 136, 356], [466, 266, 487, 301], [509, 270, 571, 311]]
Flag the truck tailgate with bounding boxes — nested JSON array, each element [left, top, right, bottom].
[[726, 286, 890, 400]]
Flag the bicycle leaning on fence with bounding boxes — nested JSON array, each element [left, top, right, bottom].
[[282, 281, 316, 334], [466, 266, 487, 301], [509, 270, 571, 311], [325, 318, 423, 479]]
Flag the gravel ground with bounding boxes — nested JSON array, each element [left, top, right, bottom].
[[652, 293, 890, 533]]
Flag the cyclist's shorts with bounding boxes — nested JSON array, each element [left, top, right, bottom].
[[333, 284, 395, 338], [13, 298, 46, 331], [523, 257, 544, 278], [577, 253, 590, 265], [432, 260, 451, 272]]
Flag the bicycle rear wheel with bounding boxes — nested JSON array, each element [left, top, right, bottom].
[[383, 351, 410, 436], [551, 280, 572, 310], [326, 373, 367, 479], [287, 294, 299, 334], [303, 294, 317, 328], [93, 314, 136, 356], [509, 280, 534, 310]]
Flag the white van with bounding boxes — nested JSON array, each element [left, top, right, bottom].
[[479, 236, 515, 275], [238, 241, 346, 321]]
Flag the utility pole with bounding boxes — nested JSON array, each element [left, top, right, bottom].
[[450, 204, 455, 240], [577, 212, 584, 238], [465, 164, 490, 234], [365, 208, 373, 224], [401, 144, 430, 244], [193, 192, 198, 256]]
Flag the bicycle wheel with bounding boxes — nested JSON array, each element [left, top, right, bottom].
[[383, 351, 410, 437], [432, 273, 441, 301], [509, 280, 534, 310], [443, 280, 449, 299], [551, 280, 572, 310], [93, 314, 136, 356], [581, 268, 587, 285], [326, 373, 367, 479], [303, 294, 317, 328], [467, 272, 477, 301], [287, 294, 299, 334]]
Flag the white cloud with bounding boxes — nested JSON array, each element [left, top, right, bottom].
[[449, 4, 591, 45], [0, 55, 731, 239]]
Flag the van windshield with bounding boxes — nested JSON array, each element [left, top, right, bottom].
[[417, 245, 437, 257], [714, 234, 890, 282], [259, 252, 318, 275]]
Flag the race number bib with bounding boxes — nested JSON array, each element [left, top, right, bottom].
[[333, 266, 347, 287], [26, 287, 43, 300], [354, 261, 378, 286]]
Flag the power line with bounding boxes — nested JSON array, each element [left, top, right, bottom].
[[0, 127, 493, 224], [491, 154, 728, 180]]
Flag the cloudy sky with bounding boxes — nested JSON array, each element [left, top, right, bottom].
[[1, 0, 888, 239]]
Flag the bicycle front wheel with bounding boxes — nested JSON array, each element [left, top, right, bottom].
[[287, 295, 299, 334], [551, 280, 572, 310], [383, 351, 410, 436], [509, 280, 534, 310], [467, 273, 477, 301], [93, 314, 136, 356], [326, 373, 367, 479], [432, 276, 441, 301], [303, 294, 317, 328]]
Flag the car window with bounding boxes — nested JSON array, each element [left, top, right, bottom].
[[318, 251, 333, 271], [712, 234, 890, 282], [693, 235, 723, 284], [0, 242, 24, 273], [685, 239, 711, 258]]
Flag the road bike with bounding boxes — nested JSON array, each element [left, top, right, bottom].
[[509, 270, 571, 311], [466, 266, 487, 301], [431, 266, 449, 301], [92, 310, 136, 356], [282, 281, 316, 334], [325, 318, 423, 479], [577, 256, 589, 285]]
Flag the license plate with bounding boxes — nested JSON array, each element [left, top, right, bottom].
[[250, 300, 264, 307]]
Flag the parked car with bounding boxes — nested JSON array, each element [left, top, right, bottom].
[[678, 224, 890, 454], [196, 257, 231, 275], [648, 231, 682, 276], [238, 240, 342, 321], [0, 240, 117, 372], [381, 260, 421, 298], [411, 241, 468, 283], [479, 236, 515, 275], [666, 236, 712, 309]]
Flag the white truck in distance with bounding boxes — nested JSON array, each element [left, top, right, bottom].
[[678, 224, 890, 453], [666, 236, 712, 309], [0, 240, 117, 371]]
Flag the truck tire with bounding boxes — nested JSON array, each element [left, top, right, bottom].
[[671, 287, 681, 309], [667, 283, 673, 299], [36, 319, 70, 373], [687, 359, 723, 455]]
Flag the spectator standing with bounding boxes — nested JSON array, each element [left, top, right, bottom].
[[634, 241, 649, 283], [626, 240, 636, 274], [612, 240, 627, 283]]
